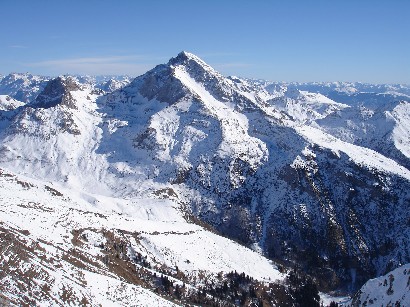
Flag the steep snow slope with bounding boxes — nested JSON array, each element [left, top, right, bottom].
[[0, 167, 283, 305], [391, 101, 410, 159], [345, 264, 410, 306]]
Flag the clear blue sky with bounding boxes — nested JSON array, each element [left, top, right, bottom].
[[1, 0, 409, 83]]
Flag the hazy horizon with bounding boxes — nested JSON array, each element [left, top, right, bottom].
[[1, 0, 409, 83]]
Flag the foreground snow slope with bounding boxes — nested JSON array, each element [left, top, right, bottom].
[[0, 167, 282, 305]]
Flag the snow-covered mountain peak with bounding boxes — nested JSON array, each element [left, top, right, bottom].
[[169, 51, 208, 67], [101, 52, 269, 189], [117, 52, 228, 105], [0, 72, 49, 103], [32, 76, 82, 109], [0, 95, 25, 111], [284, 87, 302, 99], [120, 52, 262, 110], [168, 51, 223, 83], [3, 72, 42, 83]]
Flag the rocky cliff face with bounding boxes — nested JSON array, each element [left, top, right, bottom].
[[33, 76, 81, 109]]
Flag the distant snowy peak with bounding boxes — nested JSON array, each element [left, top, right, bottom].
[[33, 76, 82, 109], [74, 75, 132, 92], [266, 87, 349, 124], [0, 72, 49, 103], [169, 51, 215, 71], [0, 73, 132, 105], [1, 72, 45, 84], [0, 95, 25, 111], [263, 81, 410, 111], [98, 77, 131, 92], [6, 76, 102, 139]]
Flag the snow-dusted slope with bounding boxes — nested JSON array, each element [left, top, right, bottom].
[[0, 72, 49, 103], [263, 80, 410, 170], [267, 88, 349, 124], [0, 167, 283, 305], [345, 263, 410, 306], [314, 100, 410, 170], [0, 168, 177, 306], [296, 125, 410, 181], [0, 95, 24, 111]]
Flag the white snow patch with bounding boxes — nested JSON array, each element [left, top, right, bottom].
[[296, 125, 410, 181]]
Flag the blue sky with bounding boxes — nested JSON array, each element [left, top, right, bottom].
[[1, 0, 409, 83]]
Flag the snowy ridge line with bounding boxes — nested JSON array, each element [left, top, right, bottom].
[[174, 65, 268, 168], [296, 125, 410, 181], [343, 263, 410, 306]]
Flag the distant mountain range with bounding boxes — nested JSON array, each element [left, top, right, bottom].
[[0, 52, 409, 306]]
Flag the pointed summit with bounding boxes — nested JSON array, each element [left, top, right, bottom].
[[122, 51, 222, 104], [33, 76, 81, 109], [169, 51, 203, 64], [168, 51, 217, 75]]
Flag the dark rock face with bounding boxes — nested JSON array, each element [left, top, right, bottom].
[[183, 123, 410, 292], [126, 64, 188, 104], [262, 148, 410, 291], [34, 77, 80, 109], [5, 76, 83, 137]]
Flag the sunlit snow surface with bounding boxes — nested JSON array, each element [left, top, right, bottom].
[[0, 168, 282, 305], [341, 264, 410, 306], [0, 53, 409, 305]]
